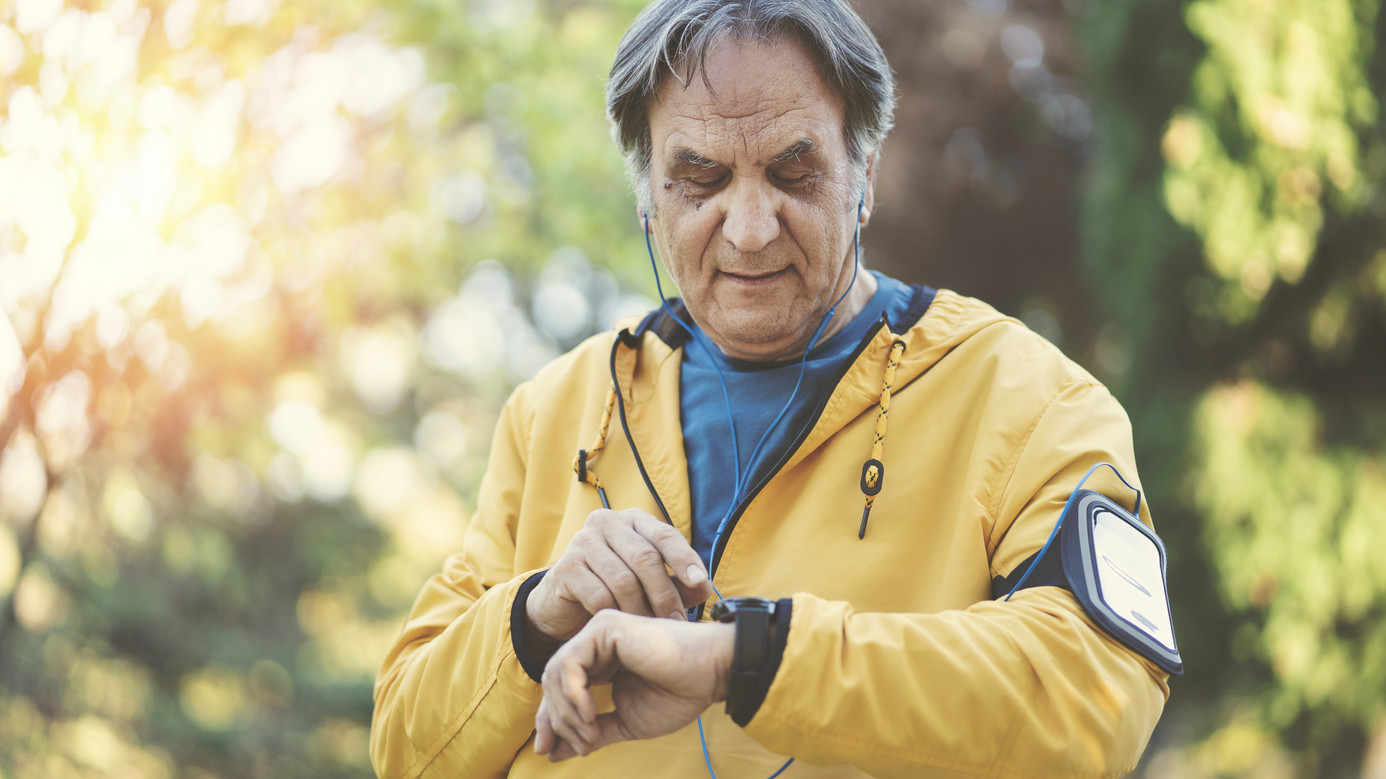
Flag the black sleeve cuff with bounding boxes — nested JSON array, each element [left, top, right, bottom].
[[729, 598, 792, 727], [510, 570, 551, 684]]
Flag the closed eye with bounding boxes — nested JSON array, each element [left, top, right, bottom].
[[685, 172, 729, 191], [770, 168, 818, 191]]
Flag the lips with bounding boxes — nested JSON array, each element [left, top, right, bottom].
[[721, 268, 786, 283]]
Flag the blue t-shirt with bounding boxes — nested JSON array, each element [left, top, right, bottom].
[[679, 271, 916, 568]]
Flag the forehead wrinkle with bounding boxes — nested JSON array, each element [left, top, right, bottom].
[[667, 105, 822, 167], [651, 36, 848, 160]]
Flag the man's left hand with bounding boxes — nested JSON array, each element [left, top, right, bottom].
[[534, 610, 734, 761]]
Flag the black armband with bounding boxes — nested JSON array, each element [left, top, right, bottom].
[[993, 490, 1183, 676]]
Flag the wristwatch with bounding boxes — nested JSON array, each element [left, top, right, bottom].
[[710, 597, 778, 720]]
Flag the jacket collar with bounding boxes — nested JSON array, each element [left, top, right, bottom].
[[631, 283, 937, 353]]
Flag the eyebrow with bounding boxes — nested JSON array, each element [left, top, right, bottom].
[[770, 139, 817, 164], [672, 148, 719, 169], [669, 138, 819, 170]]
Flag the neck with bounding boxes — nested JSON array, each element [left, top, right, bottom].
[[808, 263, 877, 349]]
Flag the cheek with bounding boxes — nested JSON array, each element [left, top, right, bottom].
[[791, 208, 851, 264], [657, 212, 719, 269]]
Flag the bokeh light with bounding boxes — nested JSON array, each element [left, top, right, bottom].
[[2, 0, 1383, 777], [0, 0, 641, 775]]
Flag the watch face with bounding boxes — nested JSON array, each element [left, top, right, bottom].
[[709, 600, 734, 623], [709, 597, 774, 623]]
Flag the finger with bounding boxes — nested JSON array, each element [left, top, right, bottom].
[[633, 516, 711, 593], [585, 544, 656, 616], [547, 701, 591, 757], [528, 556, 605, 641], [534, 700, 555, 756], [547, 645, 599, 729], [565, 658, 599, 728], [606, 525, 688, 619], [547, 736, 581, 762], [550, 643, 603, 744], [548, 686, 592, 752], [582, 710, 639, 755], [541, 664, 592, 753], [673, 575, 714, 611]]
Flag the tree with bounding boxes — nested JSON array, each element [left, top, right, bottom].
[[9, 0, 1380, 774], [1084, 0, 1386, 774], [0, 1, 645, 775]]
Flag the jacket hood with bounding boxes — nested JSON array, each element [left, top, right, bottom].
[[606, 288, 1021, 503]]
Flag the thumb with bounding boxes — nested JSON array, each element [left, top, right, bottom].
[[583, 710, 639, 754]]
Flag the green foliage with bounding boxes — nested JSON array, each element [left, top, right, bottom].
[[1170, 0, 1377, 324], [1084, 0, 1386, 773], [0, 1, 650, 776], [1195, 384, 1386, 729], [4, 0, 1383, 774]]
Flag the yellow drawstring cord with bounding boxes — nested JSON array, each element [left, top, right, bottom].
[[574, 385, 618, 509], [576, 335, 904, 530], [859, 337, 906, 538]]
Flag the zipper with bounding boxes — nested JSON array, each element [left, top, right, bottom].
[[609, 287, 934, 618], [610, 312, 891, 613], [707, 317, 890, 579]]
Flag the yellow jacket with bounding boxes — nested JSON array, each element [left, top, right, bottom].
[[371, 289, 1170, 778]]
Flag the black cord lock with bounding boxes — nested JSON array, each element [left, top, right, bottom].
[[860, 459, 884, 496]]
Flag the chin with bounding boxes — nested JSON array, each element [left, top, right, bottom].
[[717, 315, 785, 341], [713, 323, 805, 360]]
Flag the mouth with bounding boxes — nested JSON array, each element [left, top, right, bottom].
[[721, 268, 786, 284]]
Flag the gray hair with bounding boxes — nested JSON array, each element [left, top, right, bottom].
[[606, 0, 896, 212]]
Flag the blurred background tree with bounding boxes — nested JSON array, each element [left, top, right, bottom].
[[0, 0, 1382, 777], [0, 0, 650, 774], [1084, 0, 1386, 775]]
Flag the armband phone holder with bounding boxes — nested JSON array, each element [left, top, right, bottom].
[[1059, 489, 1183, 676], [1003, 463, 1183, 676]]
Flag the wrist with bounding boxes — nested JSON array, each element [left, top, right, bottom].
[[523, 609, 563, 654], [511, 571, 561, 684], [523, 577, 569, 644], [710, 622, 735, 704]]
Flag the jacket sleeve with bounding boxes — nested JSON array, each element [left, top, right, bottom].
[[371, 390, 542, 778], [742, 378, 1171, 778]]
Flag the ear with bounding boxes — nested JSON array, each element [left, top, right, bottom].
[[637, 204, 651, 233], [859, 153, 877, 225]]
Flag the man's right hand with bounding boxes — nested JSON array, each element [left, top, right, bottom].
[[526, 508, 713, 643]]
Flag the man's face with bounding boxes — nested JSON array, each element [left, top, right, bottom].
[[645, 36, 872, 362]]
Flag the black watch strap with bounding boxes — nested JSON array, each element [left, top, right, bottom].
[[714, 598, 792, 726], [731, 603, 771, 673]]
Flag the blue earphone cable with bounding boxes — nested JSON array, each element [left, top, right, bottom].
[[642, 196, 865, 779], [641, 202, 863, 522], [697, 716, 795, 779], [643, 220, 747, 498], [1003, 461, 1143, 601]]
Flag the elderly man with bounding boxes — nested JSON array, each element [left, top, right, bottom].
[[372, 1, 1176, 776]]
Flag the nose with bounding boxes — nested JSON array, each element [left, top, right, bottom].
[[721, 180, 781, 253]]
